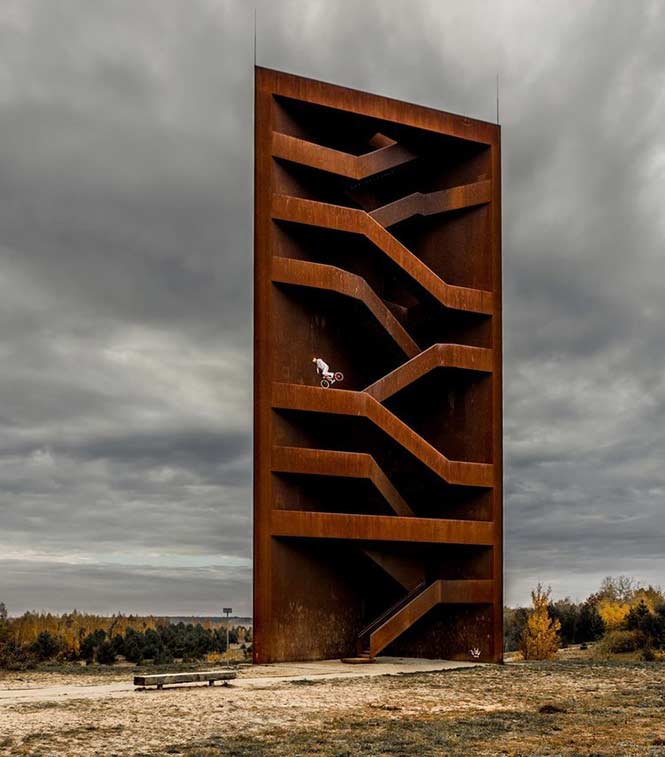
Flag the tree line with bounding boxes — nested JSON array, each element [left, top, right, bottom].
[[505, 576, 665, 660], [0, 604, 251, 669]]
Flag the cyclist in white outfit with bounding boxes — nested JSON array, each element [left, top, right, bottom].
[[312, 357, 334, 381]]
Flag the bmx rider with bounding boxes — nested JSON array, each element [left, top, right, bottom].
[[312, 357, 334, 381]]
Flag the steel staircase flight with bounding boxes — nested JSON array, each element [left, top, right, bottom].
[[358, 579, 494, 658], [272, 131, 418, 180], [272, 383, 493, 488], [271, 194, 494, 315]]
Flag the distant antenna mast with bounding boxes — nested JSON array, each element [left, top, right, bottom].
[[496, 72, 500, 124], [253, 7, 257, 67]]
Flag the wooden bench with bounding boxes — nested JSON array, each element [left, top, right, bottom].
[[134, 670, 237, 689]]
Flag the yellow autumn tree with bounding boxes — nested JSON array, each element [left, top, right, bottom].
[[631, 587, 664, 614], [520, 584, 561, 660], [591, 577, 664, 630], [597, 599, 630, 630]]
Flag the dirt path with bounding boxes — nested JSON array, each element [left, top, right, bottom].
[[0, 657, 477, 705]]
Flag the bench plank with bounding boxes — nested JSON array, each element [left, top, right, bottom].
[[134, 670, 237, 688]]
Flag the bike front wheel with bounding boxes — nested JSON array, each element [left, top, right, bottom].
[[334, 372, 344, 382]]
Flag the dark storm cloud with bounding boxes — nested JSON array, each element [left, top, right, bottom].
[[1, 0, 664, 614], [0, 560, 252, 616], [0, 0, 252, 345], [0, 0, 255, 614]]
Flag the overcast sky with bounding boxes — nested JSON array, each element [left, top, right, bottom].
[[1, 0, 664, 616]]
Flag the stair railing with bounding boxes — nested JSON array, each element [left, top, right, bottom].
[[357, 579, 428, 651]]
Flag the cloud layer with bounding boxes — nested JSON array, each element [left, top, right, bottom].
[[1, 0, 664, 613]]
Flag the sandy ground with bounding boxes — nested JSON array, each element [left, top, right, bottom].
[[0, 657, 477, 704], [2, 656, 665, 755]]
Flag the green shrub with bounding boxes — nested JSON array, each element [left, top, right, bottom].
[[79, 629, 106, 662], [626, 601, 665, 649], [123, 635, 144, 664], [153, 649, 174, 665], [96, 641, 117, 665], [0, 639, 36, 670], [110, 633, 125, 657], [578, 601, 606, 642], [504, 607, 529, 652], [600, 629, 640, 654], [30, 631, 61, 662]]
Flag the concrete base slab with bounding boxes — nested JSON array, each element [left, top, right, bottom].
[[235, 657, 482, 688]]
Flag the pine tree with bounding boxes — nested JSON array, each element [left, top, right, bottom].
[[520, 584, 561, 660]]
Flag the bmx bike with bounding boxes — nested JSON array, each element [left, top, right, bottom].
[[320, 371, 344, 389]]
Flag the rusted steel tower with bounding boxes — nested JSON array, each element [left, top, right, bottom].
[[254, 67, 502, 663]]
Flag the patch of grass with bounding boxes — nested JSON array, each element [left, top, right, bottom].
[[20, 730, 56, 745], [18, 700, 62, 711], [17, 724, 125, 751], [8, 697, 101, 718], [159, 710, 564, 756], [538, 703, 567, 714], [9, 700, 73, 713], [63, 724, 125, 738]]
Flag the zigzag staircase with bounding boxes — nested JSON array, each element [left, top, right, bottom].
[[255, 69, 501, 665]]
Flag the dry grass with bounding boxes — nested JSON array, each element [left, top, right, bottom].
[[2, 660, 665, 755]]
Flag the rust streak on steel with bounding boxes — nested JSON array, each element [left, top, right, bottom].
[[272, 446, 415, 517], [272, 131, 418, 179], [272, 257, 420, 358], [271, 194, 494, 315], [254, 67, 502, 664]]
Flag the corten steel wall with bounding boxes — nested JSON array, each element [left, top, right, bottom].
[[254, 67, 502, 664]]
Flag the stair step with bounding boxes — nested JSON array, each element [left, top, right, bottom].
[[340, 656, 377, 665]]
